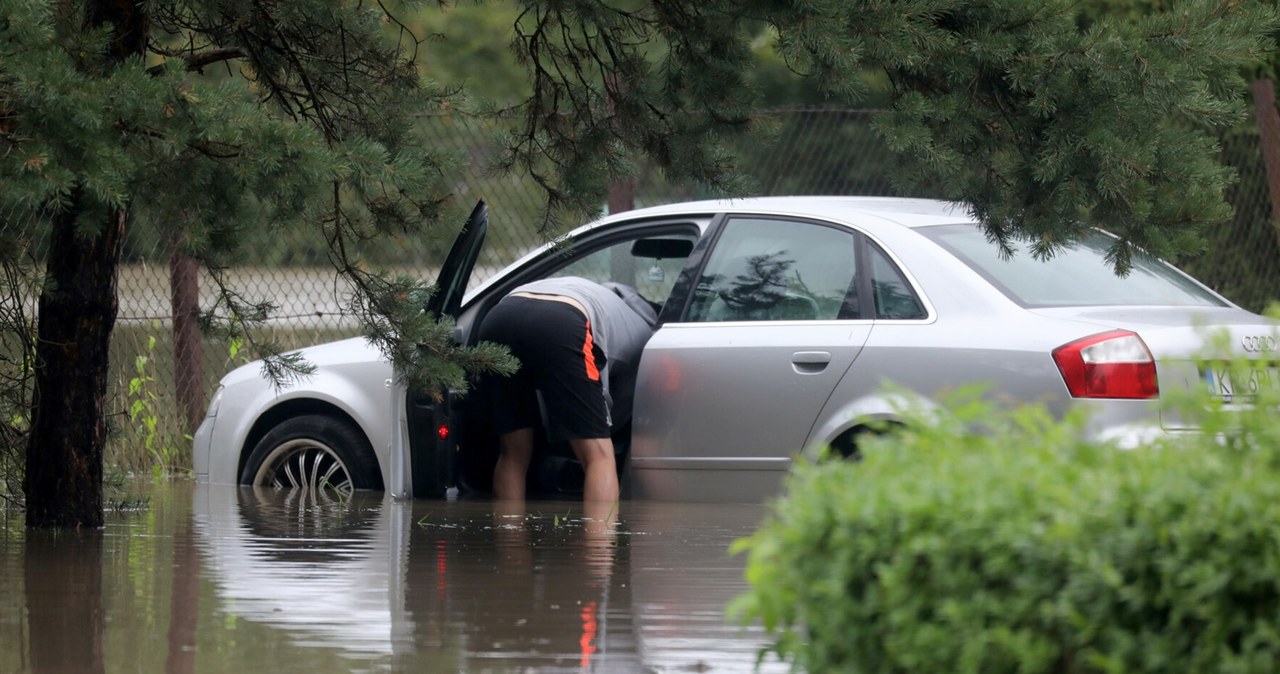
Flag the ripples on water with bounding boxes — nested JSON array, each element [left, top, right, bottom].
[[0, 482, 789, 673]]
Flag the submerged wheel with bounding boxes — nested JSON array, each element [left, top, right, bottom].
[[239, 415, 382, 496]]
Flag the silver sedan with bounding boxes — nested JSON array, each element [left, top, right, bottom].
[[193, 197, 1278, 502]]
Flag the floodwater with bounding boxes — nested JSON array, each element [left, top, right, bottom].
[[0, 482, 790, 673]]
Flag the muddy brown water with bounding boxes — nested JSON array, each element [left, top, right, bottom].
[[0, 482, 789, 673]]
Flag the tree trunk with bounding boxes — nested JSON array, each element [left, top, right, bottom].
[[24, 203, 126, 529], [23, 0, 147, 528]]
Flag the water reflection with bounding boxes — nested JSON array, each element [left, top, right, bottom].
[[406, 498, 635, 670], [23, 529, 106, 674], [194, 486, 401, 662], [1, 485, 786, 672], [198, 487, 784, 671], [168, 508, 200, 674]]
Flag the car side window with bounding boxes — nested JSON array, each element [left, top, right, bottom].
[[868, 242, 926, 320], [548, 233, 697, 310], [687, 217, 859, 322]]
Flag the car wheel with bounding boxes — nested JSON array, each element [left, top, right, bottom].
[[828, 432, 862, 461], [830, 422, 904, 461], [240, 415, 382, 496]]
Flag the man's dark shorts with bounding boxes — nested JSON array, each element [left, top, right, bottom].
[[477, 295, 611, 442]]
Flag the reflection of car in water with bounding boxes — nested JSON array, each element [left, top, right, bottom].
[[193, 486, 407, 661], [194, 197, 1278, 502], [193, 485, 781, 671]]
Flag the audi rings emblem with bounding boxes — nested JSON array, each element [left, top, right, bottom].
[[1242, 335, 1278, 353]]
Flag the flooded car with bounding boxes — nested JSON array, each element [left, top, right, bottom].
[[192, 197, 1277, 501]]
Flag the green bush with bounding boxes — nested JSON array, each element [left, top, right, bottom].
[[733, 368, 1280, 674]]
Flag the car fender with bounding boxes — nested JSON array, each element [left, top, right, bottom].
[[204, 358, 397, 486]]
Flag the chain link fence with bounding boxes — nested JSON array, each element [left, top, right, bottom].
[[109, 106, 1280, 473]]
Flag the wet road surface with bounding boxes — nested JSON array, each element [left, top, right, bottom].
[[0, 482, 789, 673]]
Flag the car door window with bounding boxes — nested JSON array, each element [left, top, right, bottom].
[[687, 217, 859, 322], [547, 233, 698, 311], [867, 243, 926, 320]]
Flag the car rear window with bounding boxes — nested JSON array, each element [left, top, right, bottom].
[[919, 224, 1227, 308]]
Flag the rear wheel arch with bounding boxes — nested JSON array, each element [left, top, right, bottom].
[[812, 390, 936, 460], [827, 419, 907, 460]]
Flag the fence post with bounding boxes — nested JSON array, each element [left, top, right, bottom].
[[605, 72, 635, 216], [169, 248, 203, 435], [607, 178, 634, 215], [1251, 79, 1280, 249]]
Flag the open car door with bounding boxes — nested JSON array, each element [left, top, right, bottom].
[[401, 201, 489, 498], [426, 200, 489, 319]]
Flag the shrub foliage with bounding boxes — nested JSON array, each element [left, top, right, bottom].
[[734, 358, 1280, 674]]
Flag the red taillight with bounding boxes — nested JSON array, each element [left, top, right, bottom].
[[1052, 330, 1159, 399], [437, 424, 450, 440]]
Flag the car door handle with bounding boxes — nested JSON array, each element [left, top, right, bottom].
[[791, 351, 831, 374]]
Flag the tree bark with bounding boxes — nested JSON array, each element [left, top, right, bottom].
[[24, 203, 126, 528]]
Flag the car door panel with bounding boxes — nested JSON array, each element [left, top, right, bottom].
[[628, 215, 872, 501], [630, 322, 871, 499]]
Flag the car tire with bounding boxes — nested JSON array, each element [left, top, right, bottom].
[[830, 422, 905, 461], [239, 415, 382, 496]]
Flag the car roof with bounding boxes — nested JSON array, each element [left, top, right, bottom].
[[464, 196, 978, 302], [599, 196, 977, 229]]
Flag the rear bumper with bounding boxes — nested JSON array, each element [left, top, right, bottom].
[[1087, 421, 1181, 449]]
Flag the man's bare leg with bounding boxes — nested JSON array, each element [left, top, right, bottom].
[[493, 427, 534, 500], [569, 437, 619, 504]]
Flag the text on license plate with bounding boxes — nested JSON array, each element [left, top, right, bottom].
[[1202, 366, 1280, 400]]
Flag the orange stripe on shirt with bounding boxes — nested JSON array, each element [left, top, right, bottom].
[[582, 320, 601, 381]]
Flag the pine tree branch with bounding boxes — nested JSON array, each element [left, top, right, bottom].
[[146, 47, 247, 76]]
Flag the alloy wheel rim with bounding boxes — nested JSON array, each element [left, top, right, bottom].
[[252, 438, 354, 498]]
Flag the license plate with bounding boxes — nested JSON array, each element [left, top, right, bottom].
[[1203, 365, 1280, 401]]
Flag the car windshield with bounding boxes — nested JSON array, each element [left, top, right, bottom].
[[919, 224, 1227, 308]]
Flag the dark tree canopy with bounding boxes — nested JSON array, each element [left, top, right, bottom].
[[497, 0, 1275, 270], [0, 0, 1274, 525]]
